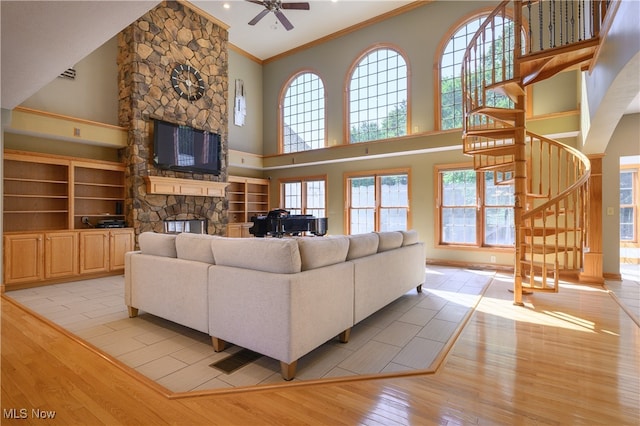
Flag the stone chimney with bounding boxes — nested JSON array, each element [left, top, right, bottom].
[[117, 1, 228, 239]]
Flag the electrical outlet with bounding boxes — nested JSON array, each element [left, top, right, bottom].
[[490, 255, 497, 263]]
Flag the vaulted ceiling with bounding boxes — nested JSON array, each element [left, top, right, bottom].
[[0, 0, 417, 110]]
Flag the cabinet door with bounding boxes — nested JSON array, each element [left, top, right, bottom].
[[79, 231, 110, 274], [45, 231, 78, 279], [3, 233, 44, 285], [109, 229, 133, 271]]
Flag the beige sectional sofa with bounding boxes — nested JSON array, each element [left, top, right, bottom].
[[124, 230, 425, 380]]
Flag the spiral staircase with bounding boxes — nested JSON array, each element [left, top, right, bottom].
[[461, 0, 609, 305]]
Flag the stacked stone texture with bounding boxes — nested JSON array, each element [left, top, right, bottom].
[[117, 2, 228, 237]]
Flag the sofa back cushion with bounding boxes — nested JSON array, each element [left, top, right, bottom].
[[175, 233, 217, 264], [401, 230, 419, 246], [296, 235, 349, 271], [346, 233, 379, 260], [138, 232, 177, 258], [376, 231, 404, 252], [211, 237, 302, 274]]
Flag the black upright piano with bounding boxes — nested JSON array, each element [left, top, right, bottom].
[[249, 209, 328, 238]]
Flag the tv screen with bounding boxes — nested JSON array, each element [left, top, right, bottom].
[[153, 119, 221, 175]]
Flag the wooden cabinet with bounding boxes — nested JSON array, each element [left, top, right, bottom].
[[227, 176, 270, 237], [3, 233, 44, 284], [109, 229, 134, 271], [4, 228, 133, 289], [45, 231, 78, 279], [79, 229, 133, 275], [227, 223, 254, 238], [4, 231, 80, 285], [3, 150, 125, 232], [79, 230, 110, 274], [3, 151, 131, 288]]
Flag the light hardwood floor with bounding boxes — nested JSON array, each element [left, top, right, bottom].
[[2, 271, 638, 425]]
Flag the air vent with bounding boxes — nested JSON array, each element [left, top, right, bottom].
[[59, 68, 76, 80]]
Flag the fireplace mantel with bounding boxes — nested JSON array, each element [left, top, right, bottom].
[[145, 176, 229, 197]]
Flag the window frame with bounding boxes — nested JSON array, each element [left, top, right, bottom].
[[279, 175, 328, 219], [620, 165, 640, 243], [435, 163, 515, 249], [344, 44, 411, 144], [278, 70, 327, 154], [344, 168, 411, 235], [434, 8, 532, 131]]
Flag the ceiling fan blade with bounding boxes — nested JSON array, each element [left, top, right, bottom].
[[246, 0, 266, 6], [248, 9, 270, 26], [281, 2, 310, 10], [275, 10, 294, 31]]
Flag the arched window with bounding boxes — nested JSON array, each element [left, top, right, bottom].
[[280, 71, 326, 153], [347, 46, 408, 143], [438, 13, 518, 130]]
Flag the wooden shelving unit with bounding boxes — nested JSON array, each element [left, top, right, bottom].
[[3, 150, 126, 231], [227, 175, 270, 237], [3, 156, 70, 232], [73, 162, 125, 229], [3, 150, 132, 289]]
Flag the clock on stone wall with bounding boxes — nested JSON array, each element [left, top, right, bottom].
[[170, 63, 205, 101]]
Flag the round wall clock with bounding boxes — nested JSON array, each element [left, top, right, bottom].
[[170, 64, 205, 101]]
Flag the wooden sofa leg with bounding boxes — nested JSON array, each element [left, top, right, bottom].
[[339, 328, 351, 343], [417, 284, 423, 293], [211, 337, 226, 352], [280, 361, 297, 381], [127, 306, 139, 318]]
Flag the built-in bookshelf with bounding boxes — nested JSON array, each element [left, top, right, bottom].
[[3, 150, 126, 232], [227, 175, 270, 237]]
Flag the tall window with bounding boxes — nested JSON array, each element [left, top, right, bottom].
[[281, 72, 325, 153], [280, 177, 326, 219], [346, 170, 409, 234], [438, 14, 517, 130], [437, 165, 514, 247], [620, 168, 638, 242], [348, 47, 408, 143]]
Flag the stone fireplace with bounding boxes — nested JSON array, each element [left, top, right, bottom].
[[117, 2, 228, 240]]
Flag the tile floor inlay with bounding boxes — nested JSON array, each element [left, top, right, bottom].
[[6, 266, 495, 392]]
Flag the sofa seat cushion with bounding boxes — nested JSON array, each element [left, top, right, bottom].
[[376, 231, 404, 252], [346, 233, 379, 260], [138, 232, 177, 258], [211, 237, 302, 274], [296, 235, 349, 271], [176, 233, 217, 264]]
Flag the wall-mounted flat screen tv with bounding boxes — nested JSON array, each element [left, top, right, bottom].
[[153, 119, 221, 175]]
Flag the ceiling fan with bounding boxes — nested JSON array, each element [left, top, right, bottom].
[[246, 0, 310, 31]]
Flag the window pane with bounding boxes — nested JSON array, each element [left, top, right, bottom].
[[621, 207, 634, 241], [306, 180, 325, 218], [380, 174, 408, 207], [485, 207, 515, 245], [442, 170, 476, 206], [440, 16, 515, 130], [380, 208, 407, 231], [442, 207, 476, 244], [350, 208, 374, 234], [283, 72, 325, 153], [283, 182, 302, 215], [349, 48, 407, 143], [350, 177, 375, 207]]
